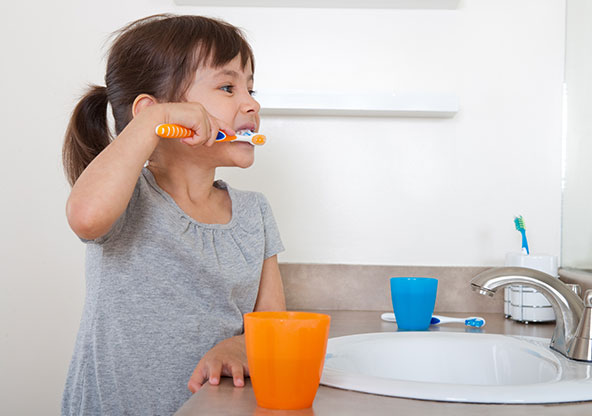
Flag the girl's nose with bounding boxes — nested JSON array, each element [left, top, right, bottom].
[[241, 92, 261, 114]]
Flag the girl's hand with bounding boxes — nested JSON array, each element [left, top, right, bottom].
[[161, 102, 235, 147], [187, 335, 249, 393]]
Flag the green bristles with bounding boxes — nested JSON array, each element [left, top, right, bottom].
[[514, 215, 525, 231]]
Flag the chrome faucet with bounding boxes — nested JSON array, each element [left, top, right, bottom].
[[470, 266, 592, 362]]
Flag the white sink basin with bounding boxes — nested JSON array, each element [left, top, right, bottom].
[[321, 332, 592, 403]]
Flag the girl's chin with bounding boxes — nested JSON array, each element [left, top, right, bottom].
[[235, 156, 255, 169], [231, 143, 255, 168], [219, 150, 254, 169]]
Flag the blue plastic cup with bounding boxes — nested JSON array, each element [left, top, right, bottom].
[[390, 277, 438, 331]]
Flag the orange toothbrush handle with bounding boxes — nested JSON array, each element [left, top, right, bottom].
[[155, 124, 194, 138]]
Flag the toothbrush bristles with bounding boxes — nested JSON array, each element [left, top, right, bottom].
[[465, 318, 484, 328], [514, 215, 525, 230]]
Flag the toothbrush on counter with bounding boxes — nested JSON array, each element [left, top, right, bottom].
[[155, 123, 266, 145], [430, 315, 486, 328], [380, 313, 486, 328], [514, 215, 530, 255]]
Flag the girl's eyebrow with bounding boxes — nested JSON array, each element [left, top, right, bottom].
[[213, 69, 254, 82]]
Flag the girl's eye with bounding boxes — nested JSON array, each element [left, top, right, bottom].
[[221, 85, 233, 93], [249, 90, 257, 97]]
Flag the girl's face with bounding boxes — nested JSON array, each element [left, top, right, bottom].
[[183, 54, 260, 169]]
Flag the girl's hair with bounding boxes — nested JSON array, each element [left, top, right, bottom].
[[62, 14, 254, 186]]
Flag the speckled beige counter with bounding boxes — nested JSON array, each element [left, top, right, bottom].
[[279, 264, 502, 312], [175, 311, 592, 416]]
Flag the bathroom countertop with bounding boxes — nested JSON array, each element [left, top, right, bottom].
[[174, 311, 592, 416]]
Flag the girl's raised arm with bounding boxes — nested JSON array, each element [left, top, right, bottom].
[[65, 104, 162, 241], [65, 99, 225, 241]]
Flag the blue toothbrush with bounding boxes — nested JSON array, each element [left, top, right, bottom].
[[514, 215, 530, 255], [380, 313, 486, 328], [430, 315, 486, 328]]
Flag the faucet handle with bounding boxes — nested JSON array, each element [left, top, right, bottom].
[[567, 283, 582, 298], [584, 289, 592, 307]]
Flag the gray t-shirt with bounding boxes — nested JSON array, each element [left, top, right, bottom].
[[62, 168, 284, 415]]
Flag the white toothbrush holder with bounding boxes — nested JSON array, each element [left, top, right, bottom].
[[503, 253, 558, 323]]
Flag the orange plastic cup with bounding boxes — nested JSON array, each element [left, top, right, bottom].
[[244, 311, 331, 410]]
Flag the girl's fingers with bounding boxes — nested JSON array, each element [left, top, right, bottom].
[[187, 360, 224, 392], [166, 102, 240, 148], [187, 364, 209, 393], [220, 360, 246, 387], [200, 110, 213, 145], [207, 361, 222, 385], [229, 362, 245, 387], [207, 117, 237, 147], [180, 136, 195, 146], [215, 119, 236, 138], [173, 103, 210, 146], [204, 117, 220, 147], [180, 127, 209, 146]]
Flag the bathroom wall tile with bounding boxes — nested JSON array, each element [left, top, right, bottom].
[[279, 263, 503, 313]]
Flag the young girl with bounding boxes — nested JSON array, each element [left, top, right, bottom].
[[61, 14, 285, 415]]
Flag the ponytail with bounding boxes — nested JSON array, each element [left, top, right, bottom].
[[62, 85, 111, 186]]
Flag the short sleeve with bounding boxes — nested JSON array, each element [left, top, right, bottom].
[[79, 179, 141, 245], [256, 193, 284, 259]]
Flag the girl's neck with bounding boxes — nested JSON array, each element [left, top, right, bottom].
[[147, 160, 232, 225], [147, 161, 218, 204]]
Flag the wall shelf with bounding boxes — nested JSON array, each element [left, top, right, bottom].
[[255, 91, 459, 118], [174, 0, 459, 9]]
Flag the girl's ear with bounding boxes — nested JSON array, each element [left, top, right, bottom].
[[132, 94, 158, 117]]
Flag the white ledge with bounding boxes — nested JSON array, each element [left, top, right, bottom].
[[559, 268, 592, 281], [255, 91, 459, 118], [174, 0, 459, 9]]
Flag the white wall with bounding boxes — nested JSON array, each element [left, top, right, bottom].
[[219, 1, 566, 265], [562, 0, 592, 270], [0, 0, 565, 413]]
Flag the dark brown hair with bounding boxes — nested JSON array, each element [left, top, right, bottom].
[[62, 14, 254, 186]]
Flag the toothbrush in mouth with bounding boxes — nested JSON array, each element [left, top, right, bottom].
[[155, 123, 266, 145], [215, 129, 266, 145]]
